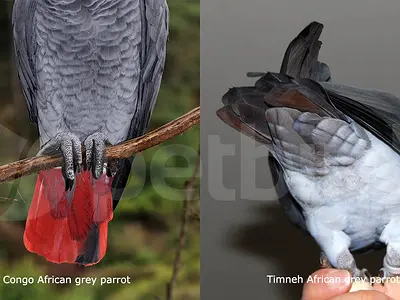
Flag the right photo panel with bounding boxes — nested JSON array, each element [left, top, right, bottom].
[[201, 0, 400, 299]]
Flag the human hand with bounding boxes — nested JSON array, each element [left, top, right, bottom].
[[302, 268, 400, 299]]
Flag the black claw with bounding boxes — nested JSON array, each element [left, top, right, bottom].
[[91, 153, 97, 179], [68, 179, 74, 191], [87, 158, 92, 172], [62, 167, 74, 191], [352, 268, 372, 282], [364, 270, 372, 280], [64, 177, 73, 192]]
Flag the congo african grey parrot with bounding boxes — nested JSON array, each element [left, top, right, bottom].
[[12, 0, 169, 265], [217, 21, 400, 280]]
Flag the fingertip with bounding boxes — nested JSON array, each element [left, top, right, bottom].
[[335, 290, 393, 300], [302, 269, 351, 300], [374, 276, 400, 299]]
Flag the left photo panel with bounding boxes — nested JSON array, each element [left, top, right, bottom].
[[0, 1, 199, 299]]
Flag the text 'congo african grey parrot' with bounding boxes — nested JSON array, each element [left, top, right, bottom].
[[217, 21, 400, 282], [12, 0, 169, 266]]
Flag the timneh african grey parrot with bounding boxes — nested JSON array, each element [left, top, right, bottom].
[[217, 21, 400, 279], [12, 0, 169, 265]]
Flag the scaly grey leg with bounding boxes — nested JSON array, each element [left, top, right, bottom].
[[83, 132, 111, 179], [379, 220, 400, 279], [37, 132, 82, 191]]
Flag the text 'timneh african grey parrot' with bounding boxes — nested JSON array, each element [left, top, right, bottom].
[[12, 0, 169, 266], [217, 21, 400, 280]]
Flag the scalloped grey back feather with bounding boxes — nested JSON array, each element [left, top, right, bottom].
[[13, 0, 169, 147]]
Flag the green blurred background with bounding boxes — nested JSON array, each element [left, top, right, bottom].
[[0, 1, 199, 299]]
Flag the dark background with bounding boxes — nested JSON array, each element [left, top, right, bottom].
[[0, 1, 199, 299], [201, 0, 400, 299]]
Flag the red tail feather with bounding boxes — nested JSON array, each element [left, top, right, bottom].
[[24, 169, 114, 265]]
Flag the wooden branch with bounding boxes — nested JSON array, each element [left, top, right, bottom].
[[0, 107, 200, 183]]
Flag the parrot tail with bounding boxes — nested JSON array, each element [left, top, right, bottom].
[[23, 169, 114, 266]]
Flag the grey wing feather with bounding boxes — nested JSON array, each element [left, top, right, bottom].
[[12, 0, 38, 123], [297, 113, 371, 165], [265, 108, 327, 175], [130, 0, 169, 137], [266, 107, 371, 176], [112, 0, 169, 208]]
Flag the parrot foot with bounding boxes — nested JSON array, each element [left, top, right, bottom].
[[377, 250, 400, 286], [377, 267, 400, 287], [378, 267, 400, 280], [37, 132, 82, 191], [84, 132, 112, 179], [319, 252, 371, 282], [348, 268, 374, 290], [352, 268, 372, 281]]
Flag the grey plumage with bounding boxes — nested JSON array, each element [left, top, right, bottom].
[[265, 106, 370, 177], [14, 0, 168, 147], [13, 0, 169, 265], [295, 112, 370, 165], [12, 0, 38, 123], [13, 0, 168, 199], [217, 21, 400, 279]]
